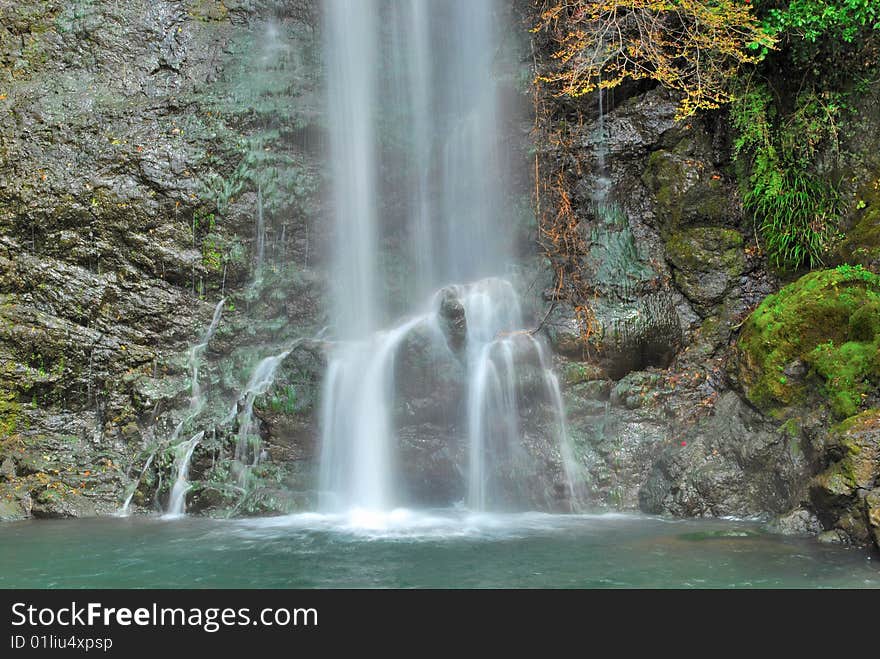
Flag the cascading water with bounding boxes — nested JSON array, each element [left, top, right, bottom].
[[319, 317, 425, 512], [117, 449, 155, 516], [165, 431, 204, 518], [120, 298, 225, 517], [188, 298, 226, 411], [320, 0, 581, 515], [234, 350, 291, 476], [157, 298, 225, 516]]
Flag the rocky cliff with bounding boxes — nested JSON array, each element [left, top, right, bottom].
[[0, 0, 325, 519], [527, 1, 880, 552], [1, 0, 878, 554]]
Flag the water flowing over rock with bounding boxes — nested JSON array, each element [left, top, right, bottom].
[[318, 1, 579, 515], [2, 0, 878, 565], [165, 431, 203, 518]]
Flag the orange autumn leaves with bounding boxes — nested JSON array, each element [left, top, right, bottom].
[[535, 0, 776, 118]]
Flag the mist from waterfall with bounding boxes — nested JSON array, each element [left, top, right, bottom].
[[320, 0, 581, 514]]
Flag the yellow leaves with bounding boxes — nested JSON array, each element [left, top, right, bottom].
[[535, 0, 776, 119]]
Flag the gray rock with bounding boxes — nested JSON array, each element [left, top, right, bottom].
[[437, 287, 467, 354], [639, 392, 809, 517], [665, 227, 747, 310], [769, 508, 823, 536]]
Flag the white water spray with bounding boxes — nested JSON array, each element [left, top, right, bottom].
[[234, 349, 291, 473], [319, 1, 581, 515], [165, 431, 204, 518]]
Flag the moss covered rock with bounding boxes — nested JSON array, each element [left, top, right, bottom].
[[735, 265, 880, 418], [866, 490, 880, 552], [809, 410, 880, 545], [665, 227, 746, 308], [837, 178, 880, 272], [642, 146, 733, 230]]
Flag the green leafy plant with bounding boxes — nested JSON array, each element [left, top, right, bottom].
[[731, 81, 843, 269], [760, 0, 880, 43]]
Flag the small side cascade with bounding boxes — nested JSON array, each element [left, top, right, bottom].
[[187, 298, 226, 411], [234, 349, 291, 480], [164, 431, 204, 518], [534, 345, 585, 509], [117, 298, 225, 517], [117, 448, 157, 517]]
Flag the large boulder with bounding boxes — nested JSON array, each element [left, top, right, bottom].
[[732, 265, 880, 420]]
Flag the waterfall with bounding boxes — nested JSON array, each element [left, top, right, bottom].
[[188, 297, 226, 411], [325, 0, 380, 336], [165, 431, 204, 518], [234, 350, 291, 474], [320, 1, 580, 514], [118, 298, 225, 517], [319, 316, 426, 511], [254, 184, 266, 281]]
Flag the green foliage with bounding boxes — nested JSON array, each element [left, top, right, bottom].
[[760, 0, 880, 43], [731, 81, 843, 269], [268, 385, 299, 415]]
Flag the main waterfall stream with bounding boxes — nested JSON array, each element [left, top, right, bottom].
[[319, 0, 580, 517]]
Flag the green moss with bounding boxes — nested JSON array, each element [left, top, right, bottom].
[[642, 146, 730, 230], [812, 410, 880, 502], [0, 396, 19, 439], [737, 265, 880, 418], [666, 227, 743, 271], [564, 362, 606, 386], [839, 179, 880, 271], [849, 301, 880, 341], [0, 359, 20, 439], [808, 340, 878, 418], [189, 0, 229, 22]]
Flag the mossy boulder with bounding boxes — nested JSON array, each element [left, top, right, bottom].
[[665, 227, 746, 308], [735, 265, 880, 419]]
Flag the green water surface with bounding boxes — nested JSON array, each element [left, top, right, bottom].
[[0, 512, 876, 588]]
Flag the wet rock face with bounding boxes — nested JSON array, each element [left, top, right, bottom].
[[396, 424, 465, 505], [639, 392, 809, 517], [393, 321, 467, 429], [436, 287, 467, 354], [808, 410, 880, 549], [547, 293, 683, 380], [523, 0, 880, 549], [0, 1, 324, 518], [665, 227, 746, 311]]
